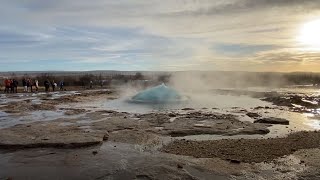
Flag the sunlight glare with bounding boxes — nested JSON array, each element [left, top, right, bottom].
[[297, 19, 320, 50]]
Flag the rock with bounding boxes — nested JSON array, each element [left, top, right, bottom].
[[181, 108, 195, 111], [103, 133, 109, 141], [246, 112, 260, 118], [92, 150, 98, 155], [177, 164, 183, 169], [168, 113, 176, 117], [229, 159, 241, 164], [254, 117, 289, 125], [254, 106, 264, 110], [0, 123, 106, 149]]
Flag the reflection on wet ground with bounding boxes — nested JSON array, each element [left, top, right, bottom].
[[1, 89, 320, 137], [0, 110, 87, 129], [67, 92, 320, 139], [1, 88, 320, 179], [103, 93, 272, 113], [0, 141, 229, 180], [0, 91, 84, 128]]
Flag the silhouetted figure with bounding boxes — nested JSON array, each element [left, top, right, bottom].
[[26, 79, 30, 92], [44, 80, 50, 92], [12, 79, 18, 93], [29, 79, 33, 92], [59, 81, 64, 91], [22, 78, 27, 92]]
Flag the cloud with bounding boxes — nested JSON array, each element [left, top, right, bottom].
[[212, 43, 279, 56], [163, 0, 320, 17], [0, 30, 47, 46], [253, 49, 320, 63], [0, 0, 320, 71]]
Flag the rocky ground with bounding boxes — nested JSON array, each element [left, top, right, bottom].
[[162, 131, 320, 163], [0, 88, 320, 179]]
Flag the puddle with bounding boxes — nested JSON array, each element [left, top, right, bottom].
[[0, 111, 8, 117], [64, 90, 320, 139], [1, 89, 320, 140], [31, 99, 42, 105], [168, 109, 319, 141], [0, 111, 9, 123], [304, 120, 320, 129], [0, 110, 85, 129]]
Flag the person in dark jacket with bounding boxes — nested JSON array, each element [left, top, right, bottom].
[[44, 79, 50, 92], [22, 78, 27, 92], [29, 79, 33, 92], [59, 81, 64, 91], [11, 79, 18, 93]]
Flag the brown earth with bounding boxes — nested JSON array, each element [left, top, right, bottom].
[[162, 131, 320, 163]]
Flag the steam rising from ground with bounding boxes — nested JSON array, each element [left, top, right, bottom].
[[110, 72, 277, 111], [169, 71, 289, 92]]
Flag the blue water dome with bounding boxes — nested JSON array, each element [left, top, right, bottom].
[[131, 83, 185, 103]]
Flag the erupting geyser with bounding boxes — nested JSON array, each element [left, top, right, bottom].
[[130, 83, 187, 104]]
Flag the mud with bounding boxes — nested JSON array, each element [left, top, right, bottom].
[[3, 101, 56, 113], [162, 131, 320, 163]]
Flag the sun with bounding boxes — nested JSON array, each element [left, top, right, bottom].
[[297, 19, 320, 50]]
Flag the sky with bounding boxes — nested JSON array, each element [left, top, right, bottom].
[[1, 0, 320, 72]]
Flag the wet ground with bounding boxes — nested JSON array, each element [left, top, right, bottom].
[[1, 86, 320, 179]]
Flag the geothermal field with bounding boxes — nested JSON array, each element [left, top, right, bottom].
[[1, 79, 320, 180]]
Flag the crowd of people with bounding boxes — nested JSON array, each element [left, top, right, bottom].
[[3, 78, 64, 93]]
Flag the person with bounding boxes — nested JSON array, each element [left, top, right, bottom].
[[8, 79, 13, 93], [34, 80, 39, 92], [44, 79, 50, 92], [59, 80, 64, 91], [4, 78, 11, 93], [13, 79, 18, 93], [29, 79, 33, 92], [22, 78, 27, 92], [51, 80, 56, 92], [53, 81, 57, 91], [100, 80, 104, 88], [11, 79, 18, 93], [90, 80, 93, 89], [26, 78, 31, 92]]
